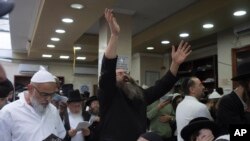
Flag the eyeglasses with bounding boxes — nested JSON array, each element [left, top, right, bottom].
[[33, 86, 56, 97]]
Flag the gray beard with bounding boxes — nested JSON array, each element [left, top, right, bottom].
[[30, 96, 47, 116], [117, 80, 144, 100]]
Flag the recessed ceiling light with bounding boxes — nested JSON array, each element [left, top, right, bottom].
[[203, 23, 214, 29], [146, 47, 154, 50], [42, 54, 52, 58], [161, 40, 170, 44], [74, 46, 82, 50], [179, 33, 189, 38], [70, 3, 84, 9], [62, 18, 74, 23], [233, 10, 247, 16], [60, 55, 70, 59], [47, 44, 55, 48], [55, 29, 66, 34], [76, 56, 86, 60], [51, 37, 60, 41]]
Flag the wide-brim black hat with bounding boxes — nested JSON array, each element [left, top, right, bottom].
[[181, 117, 219, 141], [86, 96, 98, 106], [67, 89, 84, 103], [232, 60, 250, 81], [140, 132, 163, 141], [0, 0, 14, 17]]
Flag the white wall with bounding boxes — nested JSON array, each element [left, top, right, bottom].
[[1, 60, 98, 95], [131, 53, 141, 85], [140, 53, 164, 86], [217, 28, 250, 92]]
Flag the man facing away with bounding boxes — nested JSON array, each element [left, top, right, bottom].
[[176, 77, 213, 141], [97, 8, 191, 141], [216, 60, 250, 135], [0, 68, 66, 141]]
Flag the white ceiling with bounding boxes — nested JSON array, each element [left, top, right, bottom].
[[2, 0, 250, 65]]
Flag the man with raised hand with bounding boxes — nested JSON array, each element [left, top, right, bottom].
[[97, 8, 191, 141]]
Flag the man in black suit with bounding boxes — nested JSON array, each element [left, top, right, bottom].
[[216, 60, 250, 135]]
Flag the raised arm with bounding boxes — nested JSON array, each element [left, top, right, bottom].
[[104, 8, 120, 59], [170, 40, 191, 76]]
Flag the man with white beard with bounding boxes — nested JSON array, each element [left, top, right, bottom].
[[96, 8, 191, 141], [0, 68, 66, 141]]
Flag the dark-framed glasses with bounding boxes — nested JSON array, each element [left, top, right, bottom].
[[33, 86, 56, 97]]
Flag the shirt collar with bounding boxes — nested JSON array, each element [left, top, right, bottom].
[[185, 95, 199, 101]]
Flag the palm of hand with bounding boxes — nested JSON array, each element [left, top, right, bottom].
[[172, 50, 188, 64]]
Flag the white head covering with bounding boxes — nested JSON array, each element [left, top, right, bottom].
[[172, 93, 182, 101], [208, 89, 222, 99], [31, 66, 56, 83]]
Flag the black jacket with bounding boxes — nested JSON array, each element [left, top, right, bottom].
[[216, 91, 250, 135], [63, 110, 99, 141], [97, 56, 178, 141]]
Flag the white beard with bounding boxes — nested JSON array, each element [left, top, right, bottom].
[[30, 96, 48, 116]]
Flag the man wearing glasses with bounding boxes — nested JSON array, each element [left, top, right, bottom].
[[0, 68, 66, 141]]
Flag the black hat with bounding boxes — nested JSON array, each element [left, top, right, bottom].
[[67, 89, 84, 103], [61, 84, 73, 96], [0, 0, 14, 17], [86, 96, 98, 106], [140, 132, 163, 141], [0, 79, 13, 98], [181, 117, 219, 141], [232, 60, 250, 81]]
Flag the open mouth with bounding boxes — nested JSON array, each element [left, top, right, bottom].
[[123, 76, 129, 82]]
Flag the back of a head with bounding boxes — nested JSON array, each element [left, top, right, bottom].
[[181, 77, 195, 95], [0, 79, 13, 98], [0, 0, 14, 17]]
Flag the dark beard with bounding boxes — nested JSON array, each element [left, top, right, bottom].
[[117, 77, 144, 100]]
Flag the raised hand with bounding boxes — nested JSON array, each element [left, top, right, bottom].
[[171, 40, 191, 65], [105, 8, 120, 36]]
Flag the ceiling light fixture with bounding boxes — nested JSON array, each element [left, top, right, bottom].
[[62, 18, 74, 23], [146, 47, 154, 50], [179, 33, 189, 38], [55, 29, 66, 34], [60, 55, 70, 59], [70, 3, 84, 9], [203, 23, 214, 29], [76, 56, 86, 60], [74, 46, 82, 50], [42, 54, 52, 58], [233, 10, 247, 16], [161, 40, 170, 44], [51, 37, 60, 41], [47, 44, 55, 48]]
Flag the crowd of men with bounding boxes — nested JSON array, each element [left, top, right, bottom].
[[1, 3, 250, 141]]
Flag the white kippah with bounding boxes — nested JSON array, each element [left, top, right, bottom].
[[31, 66, 56, 83], [208, 89, 222, 99]]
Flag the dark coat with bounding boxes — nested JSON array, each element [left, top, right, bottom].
[[63, 110, 99, 141], [97, 56, 178, 141], [216, 91, 250, 135]]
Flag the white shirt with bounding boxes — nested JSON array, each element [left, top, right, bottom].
[[0, 92, 66, 141], [68, 109, 85, 141], [176, 96, 213, 141]]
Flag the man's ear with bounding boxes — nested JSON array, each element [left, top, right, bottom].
[[27, 84, 33, 94], [189, 86, 194, 95]]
